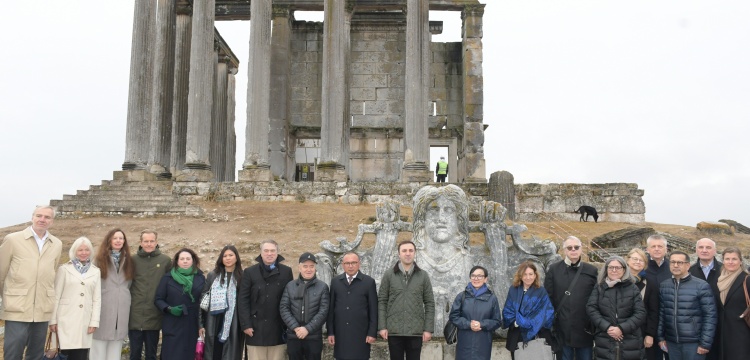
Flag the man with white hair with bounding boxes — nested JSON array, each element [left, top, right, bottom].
[[645, 234, 671, 360], [688, 238, 722, 360], [0, 206, 63, 360]]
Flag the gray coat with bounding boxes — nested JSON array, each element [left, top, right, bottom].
[[93, 255, 132, 341]]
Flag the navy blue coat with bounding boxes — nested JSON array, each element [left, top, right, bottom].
[[502, 285, 555, 354], [327, 272, 378, 359], [657, 274, 717, 349], [154, 270, 205, 360], [449, 285, 502, 360]]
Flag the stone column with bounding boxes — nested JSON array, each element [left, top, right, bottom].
[[239, 0, 273, 182], [318, 0, 353, 182], [225, 69, 237, 182], [461, 4, 487, 183], [210, 50, 229, 182], [488, 171, 515, 221], [122, 0, 155, 171], [148, 0, 176, 179], [170, 1, 192, 175], [180, 0, 215, 181], [269, 5, 292, 181], [401, 0, 431, 182]]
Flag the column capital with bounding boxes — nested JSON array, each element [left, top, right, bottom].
[[272, 4, 291, 19], [462, 4, 485, 19]]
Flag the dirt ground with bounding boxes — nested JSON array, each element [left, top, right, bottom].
[[1, 201, 748, 356]]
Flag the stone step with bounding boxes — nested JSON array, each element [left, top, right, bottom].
[[56, 204, 200, 214], [65, 194, 178, 201], [54, 199, 190, 207], [88, 185, 173, 192]]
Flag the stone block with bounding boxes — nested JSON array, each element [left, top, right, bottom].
[[464, 75, 483, 95], [376, 88, 405, 100], [291, 51, 320, 63], [351, 74, 388, 88], [290, 113, 321, 127], [697, 221, 733, 235], [175, 169, 214, 182], [237, 168, 274, 182], [463, 103, 483, 119], [113, 170, 164, 182], [351, 51, 386, 63], [352, 39, 387, 52], [290, 40, 306, 52], [352, 114, 403, 128], [388, 74, 405, 87], [380, 62, 405, 75], [463, 88, 484, 106], [305, 40, 322, 51], [351, 88, 377, 101]]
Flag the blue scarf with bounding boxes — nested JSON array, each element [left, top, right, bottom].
[[467, 283, 489, 298]]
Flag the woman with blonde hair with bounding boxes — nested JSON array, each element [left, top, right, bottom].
[[626, 248, 659, 353], [49, 236, 102, 360], [91, 229, 135, 359], [502, 261, 556, 359], [715, 247, 750, 360]]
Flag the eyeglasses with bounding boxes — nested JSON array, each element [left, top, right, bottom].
[[470, 274, 486, 279], [607, 266, 624, 271], [565, 245, 581, 251], [342, 262, 359, 266], [628, 257, 644, 263], [670, 261, 689, 266]]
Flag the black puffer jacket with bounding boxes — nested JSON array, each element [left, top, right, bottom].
[[657, 275, 717, 349], [279, 276, 330, 339], [587, 280, 647, 360]]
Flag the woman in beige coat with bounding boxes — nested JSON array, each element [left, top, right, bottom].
[[49, 236, 102, 360], [91, 229, 134, 359]]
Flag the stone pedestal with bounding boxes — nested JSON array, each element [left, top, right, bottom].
[[175, 169, 214, 182], [400, 162, 432, 183], [113, 170, 164, 182], [238, 166, 274, 182], [316, 163, 348, 182]]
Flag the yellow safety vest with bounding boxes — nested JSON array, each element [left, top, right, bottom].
[[437, 161, 448, 175]]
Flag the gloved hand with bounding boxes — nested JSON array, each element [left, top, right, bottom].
[[169, 305, 184, 316]]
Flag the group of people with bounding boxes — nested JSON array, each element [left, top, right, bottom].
[[473, 234, 748, 360], [2, 206, 749, 360]]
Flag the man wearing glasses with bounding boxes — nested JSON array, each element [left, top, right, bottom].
[[645, 234, 672, 360], [327, 252, 378, 360], [544, 236, 598, 360], [657, 251, 717, 360]]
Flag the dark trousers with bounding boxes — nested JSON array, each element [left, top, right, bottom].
[[436, 174, 446, 183], [60, 348, 89, 360], [128, 329, 160, 360], [287, 338, 323, 360], [647, 344, 670, 360], [2, 320, 48, 360], [387, 336, 422, 360]]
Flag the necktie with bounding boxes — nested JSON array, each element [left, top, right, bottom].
[[348, 276, 353, 284]]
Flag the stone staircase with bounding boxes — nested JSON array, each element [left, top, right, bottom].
[[50, 179, 203, 217]]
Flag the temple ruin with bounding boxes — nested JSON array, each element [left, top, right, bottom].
[[120, 0, 487, 184]]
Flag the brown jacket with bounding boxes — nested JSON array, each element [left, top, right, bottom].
[[0, 227, 62, 322]]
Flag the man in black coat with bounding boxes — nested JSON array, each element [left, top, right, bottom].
[[645, 234, 671, 360], [545, 236, 598, 360], [238, 239, 294, 360], [327, 252, 378, 360], [688, 238, 722, 360]]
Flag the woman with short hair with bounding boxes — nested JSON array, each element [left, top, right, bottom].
[[715, 247, 750, 360], [155, 248, 206, 360], [449, 265, 502, 360], [49, 236, 102, 360], [502, 260, 556, 360], [626, 248, 659, 353], [587, 256, 646, 360], [91, 229, 135, 359]]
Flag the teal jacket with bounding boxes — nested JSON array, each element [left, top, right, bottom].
[[378, 262, 435, 336]]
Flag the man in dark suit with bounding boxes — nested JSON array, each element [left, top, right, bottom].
[[688, 238, 722, 360], [327, 252, 378, 360], [645, 234, 671, 360]]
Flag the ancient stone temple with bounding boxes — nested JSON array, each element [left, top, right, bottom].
[[120, 0, 488, 184]]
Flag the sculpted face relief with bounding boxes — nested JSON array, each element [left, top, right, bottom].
[[425, 196, 459, 244]]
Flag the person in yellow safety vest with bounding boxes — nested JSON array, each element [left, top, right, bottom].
[[435, 156, 448, 183]]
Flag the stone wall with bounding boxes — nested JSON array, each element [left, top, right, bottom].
[[290, 21, 324, 128], [173, 180, 646, 223], [515, 183, 646, 224]]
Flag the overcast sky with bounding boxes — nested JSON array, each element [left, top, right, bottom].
[[1, 1, 748, 228]]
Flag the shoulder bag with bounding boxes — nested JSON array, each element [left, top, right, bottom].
[[515, 337, 554, 360], [42, 331, 67, 360], [444, 291, 466, 345], [740, 274, 750, 328]]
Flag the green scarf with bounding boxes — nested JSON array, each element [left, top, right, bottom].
[[171, 266, 196, 302]]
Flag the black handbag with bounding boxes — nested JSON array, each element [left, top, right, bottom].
[[42, 331, 68, 360], [444, 292, 466, 345]]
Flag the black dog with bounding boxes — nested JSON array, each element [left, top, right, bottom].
[[576, 206, 599, 223]]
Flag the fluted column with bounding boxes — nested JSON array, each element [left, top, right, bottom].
[[401, 0, 431, 182], [225, 69, 237, 182], [318, 0, 353, 182], [461, 4, 487, 183], [239, 0, 273, 182], [210, 51, 229, 181], [148, 0, 176, 179], [269, 5, 292, 181], [170, 2, 192, 175], [180, 0, 215, 181], [122, 0, 156, 170]]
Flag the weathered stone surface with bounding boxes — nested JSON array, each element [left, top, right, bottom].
[[488, 171, 515, 220], [590, 227, 655, 250], [237, 168, 274, 182], [719, 219, 750, 234], [697, 221, 733, 235]]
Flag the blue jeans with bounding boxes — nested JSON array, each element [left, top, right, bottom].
[[665, 342, 705, 360], [561, 346, 593, 360], [128, 329, 160, 360]]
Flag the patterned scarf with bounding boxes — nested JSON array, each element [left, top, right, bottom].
[[208, 272, 237, 342], [171, 267, 196, 302], [111, 251, 122, 271], [72, 258, 92, 274]]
